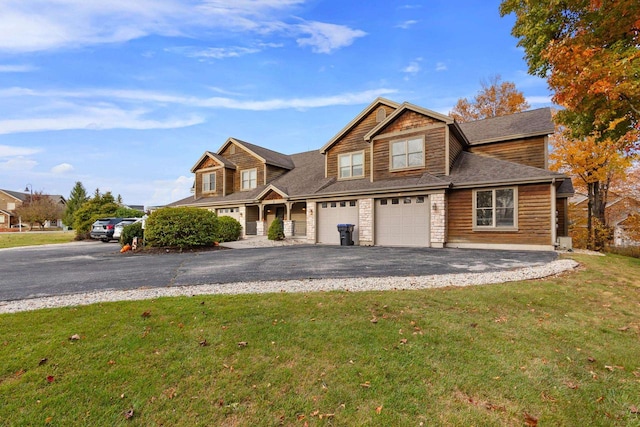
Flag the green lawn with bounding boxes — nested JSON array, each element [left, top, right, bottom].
[[1, 253, 639, 426], [0, 231, 75, 249]]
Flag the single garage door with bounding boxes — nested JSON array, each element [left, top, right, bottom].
[[375, 196, 430, 247], [317, 200, 359, 244]]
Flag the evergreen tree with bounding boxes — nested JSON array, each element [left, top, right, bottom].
[[63, 181, 89, 229]]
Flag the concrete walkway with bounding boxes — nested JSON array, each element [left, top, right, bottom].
[[220, 235, 309, 249]]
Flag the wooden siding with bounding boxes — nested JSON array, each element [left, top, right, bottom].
[[372, 127, 447, 180], [264, 190, 284, 201], [194, 168, 224, 198], [469, 136, 547, 169], [383, 110, 440, 133], [447, 184, 552, 245], [326, 104, 395, 178], [225, 168, 235, 196], [557, 197, 568, 237], [220, 143, 265, 192], [448, 131, 464, 170]]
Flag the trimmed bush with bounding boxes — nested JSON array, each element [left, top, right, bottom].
[[120, 222, 144, 247], [215, 216, 242, 242], [267, 218, 285, 241], [145, 207, 217, 249]]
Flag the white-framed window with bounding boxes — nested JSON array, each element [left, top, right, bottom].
[[241, 169, 257, 190], [338, 151, 364, 179], [0, 215, 5, 223], [474, 187, 517, 229], [202, 172, 216, 192], [390, 137, 424, 170]]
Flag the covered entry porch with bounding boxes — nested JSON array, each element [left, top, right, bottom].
[[244, 201, 307, 237]]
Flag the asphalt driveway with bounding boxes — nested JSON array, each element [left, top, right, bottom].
[[0, 241, 557, 301]]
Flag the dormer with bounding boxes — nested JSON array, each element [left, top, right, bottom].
[[217, 138, 294, 193], [320, 98, 399, 180], [364, 102, 467, 179], [190, 151, 236, 198]]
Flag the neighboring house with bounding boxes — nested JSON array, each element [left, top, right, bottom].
[[570, 192, 640, 247], [0, 189, 66, 229], [169, 98, 574, 250]]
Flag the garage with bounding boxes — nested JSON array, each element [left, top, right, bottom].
[[317, 200, 359, 244], [375, 196, 430, 247]]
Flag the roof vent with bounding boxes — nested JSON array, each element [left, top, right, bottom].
[[375, 107, 387, 123]]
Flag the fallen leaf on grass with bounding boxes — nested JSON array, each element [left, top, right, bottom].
[[45, 416, 53, 423], [124, 409, 134, 420], [630, 405, 639, 414], [565, 381, 579, 390], [370, 318, 378, 324], [199, 339, 209, 347], [108, 360, 116, 365], [375, 405, 383, 414], [523, 412, 538, 426], [587, 356, 596, 363], [38, 358, 48, 366], [14, 369, 25, 378], [141, 311, 151, 318], [360, 381, 371, 388], [605, 365, 624, 371], [46, 376, 55, 383], [69, 334, 81, 341], [540, 391, 556, 402], [237, 341, 248, 348], [617, 326, 630, 332], [399, 338, 408, 345]]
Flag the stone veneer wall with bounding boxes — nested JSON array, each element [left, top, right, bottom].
[[358, 198, 374, 246], [430, 193, 446, 247], [306, 201, 316, 243]]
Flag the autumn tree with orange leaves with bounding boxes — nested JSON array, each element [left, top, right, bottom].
[[550, 126, 633, 249], [449, 75, 530, 122], [500, 0, 640, 148]]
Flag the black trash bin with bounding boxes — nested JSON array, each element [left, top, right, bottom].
[[337, 224, 355, 246]]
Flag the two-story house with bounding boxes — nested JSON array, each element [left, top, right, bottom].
[[0, 189, 66, 229], [169, 98, 573, 250]]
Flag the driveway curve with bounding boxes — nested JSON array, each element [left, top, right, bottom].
[[0, 241, 557, 302]]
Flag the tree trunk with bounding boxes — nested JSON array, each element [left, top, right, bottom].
[[587, 182, 595, 250]]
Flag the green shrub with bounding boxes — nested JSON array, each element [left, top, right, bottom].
[[145, 207, 217, 249], [120, 222, 144, 247], [267, 218, 285, 241], [215, 216, 242, 242]]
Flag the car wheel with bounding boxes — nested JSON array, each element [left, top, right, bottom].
[[101, 239, 109, 243]]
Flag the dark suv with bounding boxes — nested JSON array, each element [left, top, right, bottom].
[[90, 218, 123, 242]]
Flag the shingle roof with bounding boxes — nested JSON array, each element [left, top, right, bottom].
[[232, 138, 295, 170], [449, 152, 565, 187], [458, 108, 555, 145], [0, 189, 29, 201]]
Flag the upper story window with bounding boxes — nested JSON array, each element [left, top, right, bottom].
[[474, 187, 517, 229], [338, 151, 364, 179], [390, 137, 424, 170], [241, 169, 257, 190], [202, 172, 216, 192]]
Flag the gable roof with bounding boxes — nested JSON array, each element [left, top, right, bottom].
[[320, 97, 400, 153], [219, 137, 294, 170], [364, 102, 454, 141], [0, 189, 28, 202], [190, 151, 236, 172], [458, 108, 555, 145]]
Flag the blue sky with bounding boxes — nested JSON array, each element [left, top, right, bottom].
[[0, 0, 552, 208]]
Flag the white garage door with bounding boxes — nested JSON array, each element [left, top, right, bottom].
[[216, 207, 242, 223], [317, 200, 359, 245], [375, 196, 430, 247]]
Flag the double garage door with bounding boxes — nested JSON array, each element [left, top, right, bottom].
[[375, 196, 430, 247], [317, 200, 358, 245]]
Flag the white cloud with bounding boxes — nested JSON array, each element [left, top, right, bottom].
[[435, 62, 447, 71], [403, 63, 420, 74], [0, 64, 37, 72], [0, 86, 398, 111], [0, 144, 41, 157], [0, 106, 204, 135], [51, 163, 74, 174], [395, 20, 418, 29], [166, 43, 283, 60], [147, 175, 193, 207], [0, 157, 38, 171], [526, 95, 553, 105], [295, 21, 366, 54], [0, 1, 364, 55]]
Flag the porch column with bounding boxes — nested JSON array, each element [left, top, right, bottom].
[[238, 205, 247, 238], [430, 193, 446, 248], [283, 201, 293, 237], [256, 205, 266, 236], [358, 198, 374, 246], [306, 200, 316, 243]]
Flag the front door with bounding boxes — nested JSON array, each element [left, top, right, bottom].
[[276, 207, 285, 220]]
